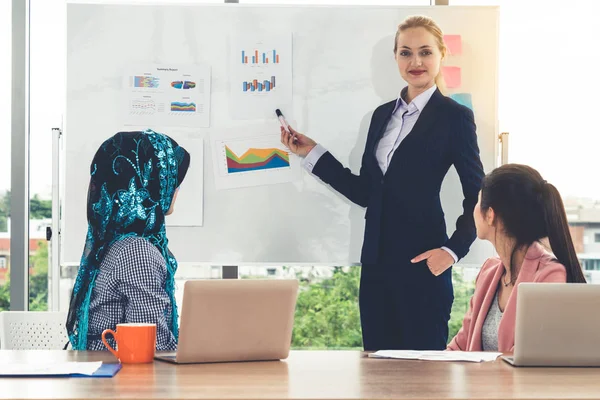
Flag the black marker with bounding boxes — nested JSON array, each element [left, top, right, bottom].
[[275, 109, 291, 134]]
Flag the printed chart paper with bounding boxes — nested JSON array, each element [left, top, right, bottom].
[[212, 131, 300, 190], [123, 64, 211, 128], [230, 34, 293, 120]]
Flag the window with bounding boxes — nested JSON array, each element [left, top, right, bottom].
[[0, 257, 7, 269], [29, 0, 62, 311], [582, 259, 600, 271], [241, 266, 362, 349], [595, 234, 600, 244], [449, 1, 600, 285], [238, 264, 477, 348], [452, 0, 600, 195]]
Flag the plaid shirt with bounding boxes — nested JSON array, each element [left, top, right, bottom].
[[86, 236, 177, 351]]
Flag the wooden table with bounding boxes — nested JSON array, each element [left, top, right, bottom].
[[0, 350, 599, 400]]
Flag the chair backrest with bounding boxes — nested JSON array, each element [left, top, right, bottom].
[[0, 311, 68, 350]]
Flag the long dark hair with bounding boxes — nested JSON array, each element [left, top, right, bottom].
[[480, 164, 586, 283]]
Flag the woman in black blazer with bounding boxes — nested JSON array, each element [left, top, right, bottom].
[[281, 15, 485, 351]]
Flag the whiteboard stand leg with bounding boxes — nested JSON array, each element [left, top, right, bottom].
[[50, 127, 62, 312], [222, 266, 238, 279]]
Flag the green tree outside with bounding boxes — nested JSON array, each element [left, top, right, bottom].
[[30, 195, 52, 220], [292, 267, 362, 349], [0, 191, 51, 232], [0, 188, 52, 311], [0, 240, 49, 312], [289, 266, 475, 349], [0, 190, 10, 232], [448, 267, 475, 340], [0, 277, 9, 311], [29, 240, 49, 311]]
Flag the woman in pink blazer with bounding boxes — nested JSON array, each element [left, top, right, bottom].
[[447, 164, 587, 352]]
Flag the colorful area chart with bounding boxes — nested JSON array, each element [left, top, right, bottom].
[[226, 146, 290, 173], [170, 102, 196, 112]]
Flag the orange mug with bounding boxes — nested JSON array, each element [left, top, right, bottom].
[[101, 323, 157, 364]]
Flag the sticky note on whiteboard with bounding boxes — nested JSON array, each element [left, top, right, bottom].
[[441, 66, 461, 88], [444, 35, 462, 55], [450, 93, 473, 110]]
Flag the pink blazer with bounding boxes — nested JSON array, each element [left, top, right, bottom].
[[447, 242, 567, 352]]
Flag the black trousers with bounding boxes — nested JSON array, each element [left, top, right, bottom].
[[359, 262, 454, 351]]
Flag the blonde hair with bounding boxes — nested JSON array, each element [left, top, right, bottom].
[[394, 15, 447, 90]]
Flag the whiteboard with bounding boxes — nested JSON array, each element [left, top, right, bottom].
[[64, 3, 498, 266]]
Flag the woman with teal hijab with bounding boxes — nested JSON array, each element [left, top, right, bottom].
[[66, 129, 190, 351]]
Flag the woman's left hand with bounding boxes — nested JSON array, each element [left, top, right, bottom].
[[411, 248, 454, 276]]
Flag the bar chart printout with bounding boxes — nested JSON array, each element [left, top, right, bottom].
[[230, 34, 292, 119], [243, 76, 277, 92], [241, 49, 281, 64]]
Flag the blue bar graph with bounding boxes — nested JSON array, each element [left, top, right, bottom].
[[241, 49, 280, 64], [242, 76, 276, 93]]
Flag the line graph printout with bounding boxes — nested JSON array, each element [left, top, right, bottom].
[[212, 133, 300, 190], [230, 34, 292, 120], [123, 64, 211, 127]]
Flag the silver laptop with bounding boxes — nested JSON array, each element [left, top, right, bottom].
[[502, 283, 600, 367], [155, 279, 298, 364]]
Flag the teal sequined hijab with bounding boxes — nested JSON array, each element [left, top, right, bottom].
[[66, 129, 190, 350]]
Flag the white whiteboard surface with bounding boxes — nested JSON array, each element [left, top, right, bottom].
[[164, 133, 204, 227], [64, 3, 498, 266]]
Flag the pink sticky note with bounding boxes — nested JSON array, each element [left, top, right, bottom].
[[441, 66, 461, 89], [444, 34, 462, 55]]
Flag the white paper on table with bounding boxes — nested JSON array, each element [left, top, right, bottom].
[[369, 350, 501, 363], [0, 361, 102, 376]]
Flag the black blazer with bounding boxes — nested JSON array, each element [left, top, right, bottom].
[[312, 89, 485, 267]]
